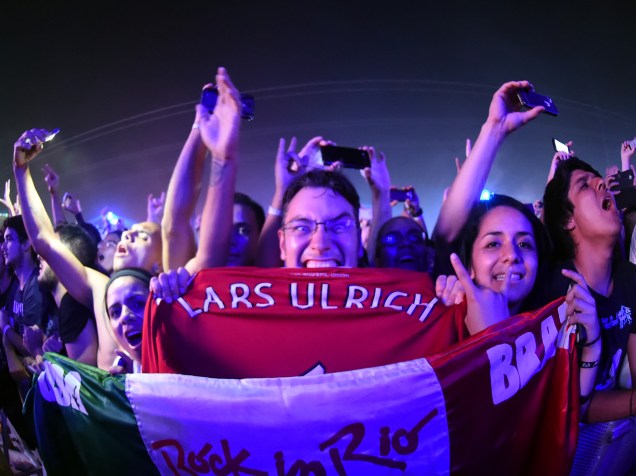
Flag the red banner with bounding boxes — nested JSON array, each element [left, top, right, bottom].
[[428, 299, 579, 475], [142, 267, 466, 378]]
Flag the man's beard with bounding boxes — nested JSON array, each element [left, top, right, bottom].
[[38, 266, 58, 291]]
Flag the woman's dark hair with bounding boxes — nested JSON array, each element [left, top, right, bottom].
[[543, 157, 601, 261], [459, 194, 552, 308]]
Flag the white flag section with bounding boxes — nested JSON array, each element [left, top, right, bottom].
[[127, 358, 450, 475]]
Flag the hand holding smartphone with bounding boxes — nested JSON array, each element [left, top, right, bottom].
[[517, 89, 559, 116], [200, 86, 255, 121], [389, 188, 415, 202], [320, 145, 371, 170], [552, 138, 570, 154]]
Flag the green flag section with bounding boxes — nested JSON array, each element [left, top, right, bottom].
[[29, 297, 580, 475], [29, 357, 159, 476]]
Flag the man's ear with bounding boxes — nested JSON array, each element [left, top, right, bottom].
[[564, 217, 575, 231], [278, 229, 286, 262]]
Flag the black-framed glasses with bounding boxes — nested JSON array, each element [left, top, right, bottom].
[[282, 216, 356, 237], [380, 229, 425, 247]]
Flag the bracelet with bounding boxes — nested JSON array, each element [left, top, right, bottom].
[[580, 360, 600, 369], [630, 389, 634, 417], [268, 206, 282, 217], [582, 334, 601, 347], [410, 207, 423, 218], [2, 324, 11, 336]]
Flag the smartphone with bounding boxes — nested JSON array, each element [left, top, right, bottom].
[[320, 145, 371, 170], [609, 170, 636, 209], [44, 128, 60, 142], [517, 89, 559, 116], [200, 87, 255, 121], [552, 138, 570, 154], [390, 188, 415, 202], [610, 169, 635, 191]]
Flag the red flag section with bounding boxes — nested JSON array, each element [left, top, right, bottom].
[[142, 267, 465, 378]]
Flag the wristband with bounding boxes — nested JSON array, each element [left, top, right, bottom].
[[2, 324, 11, 336], [582, 334, 601, 347], [409, 207, 423, 218], [268, 206, 282, 217], [580, 360, 600, 369]]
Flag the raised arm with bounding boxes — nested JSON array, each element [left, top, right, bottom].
[[256, 136, 327, 267], [161, 108, 209, 270], [61, 192, 86, 224], [620, 139, 636, 186], [433, 81, 544, 244], [42, 163, 67, 226], [13, 129, 94, 307], [361, 146, 392, 266], [546, 142, 574, 184], [186, 67, 241, 273], [0, 180, 17, 217], [147, 191, 165, 224]]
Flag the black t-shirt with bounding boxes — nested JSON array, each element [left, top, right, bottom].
[[591, 260, 636, 390], [58, 292, 95, 344], [9, 268, 55, 336], [531, 259, 636, 390], [0, 275, 18, 369]]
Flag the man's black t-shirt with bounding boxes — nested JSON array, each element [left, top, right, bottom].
[[531, 259, 636, 390], [9, 268, 55, 336], [0, 275, 18, 369], [58, 292, 95, 344]]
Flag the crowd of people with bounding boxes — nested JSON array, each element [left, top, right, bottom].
[[1, 68, 635, 471]]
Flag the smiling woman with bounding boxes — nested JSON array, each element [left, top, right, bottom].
[[458, 194, 551, 317]]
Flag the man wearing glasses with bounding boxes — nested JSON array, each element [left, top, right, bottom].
[[278, 170, 362, 269]]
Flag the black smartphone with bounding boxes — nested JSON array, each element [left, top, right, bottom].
[[610, 170, 636, 209], [200, 87, 255, 121], [320, 145, 371, 170], [552, 138, 570, 153], [517, 89, 559, 116], [390, 188, 415, 202], [612, 170, 635, 191]]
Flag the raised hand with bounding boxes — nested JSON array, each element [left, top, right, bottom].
[[0, 179, 16, 216], [621, 139, 636, 166], [147, 191, 166, 224], [195, 67, 241, 161], [486, 81, 544, 137], [361, 146, 390, 195], [42, 163, 59, 195], [62, 193, 82, 215], [14, 128, 54, 168], [450, 253, 511, 334]]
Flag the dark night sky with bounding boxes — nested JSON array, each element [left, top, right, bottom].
[[3, 2, 636, 228]]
